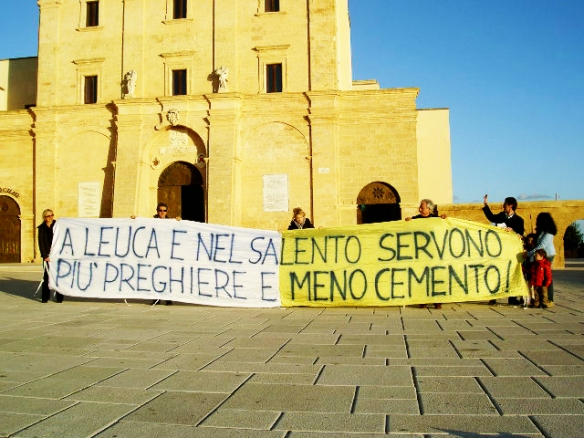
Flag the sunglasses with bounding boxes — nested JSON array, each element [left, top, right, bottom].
[[157, 209, 167, 212], [44, 214, 54, 218]]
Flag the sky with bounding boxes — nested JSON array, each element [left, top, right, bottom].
[[1, 1, 583, 209]]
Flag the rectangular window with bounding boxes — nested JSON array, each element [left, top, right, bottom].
[[173, 0, 187, 19], [172, 69, 187, 95], [265, 0, 280, 12], [86, 1, 99, 27], [266, 63, 282, 93], [84, 76, 98, 104]]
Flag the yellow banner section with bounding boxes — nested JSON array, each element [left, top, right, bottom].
[[280, 218, 528, 307]]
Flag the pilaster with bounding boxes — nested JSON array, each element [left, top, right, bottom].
[[306, 91, 341, 226], [111, 100, 154, 218], [31, 108, 58, 222], [36, 0, 63, 107], [205, 93, 242, 225]]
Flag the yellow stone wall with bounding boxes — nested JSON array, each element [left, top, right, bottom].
[[416, 108, 453, 208], [1, 0, 455, 262], [0, 111, 35, 260], [0, 58, 37, 111]]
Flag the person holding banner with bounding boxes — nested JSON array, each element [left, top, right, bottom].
[[37, 209, 64, 303], [287, 207, 315, 230], [131, 203, 178, 305], [405, 199, 446, 309], [482, 195, 524, 236], [405, 199, 447, 221], [153, 202, 176, 305], [482, 194, 525, 305]]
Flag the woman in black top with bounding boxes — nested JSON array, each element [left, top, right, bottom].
[[37, 209, 64, 303], [287, 207, 315, 230]]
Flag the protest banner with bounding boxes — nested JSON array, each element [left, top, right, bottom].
[[280, 218, 528, 307], [49, 218, 281, 307]]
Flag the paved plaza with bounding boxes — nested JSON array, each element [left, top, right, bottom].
[[0, 261, 583, 438]]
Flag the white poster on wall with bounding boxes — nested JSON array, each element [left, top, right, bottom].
[[78, 182, 102, 218], [263, 174, 288, 212]]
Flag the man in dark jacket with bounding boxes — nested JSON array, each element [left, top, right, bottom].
[[482, 195, 524, 304], [482, 195, 525, 236], [37, 209, 64, 303]]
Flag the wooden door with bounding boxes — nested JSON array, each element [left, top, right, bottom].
[[158, 162, 205, 222], [0, 196, 21, 263]]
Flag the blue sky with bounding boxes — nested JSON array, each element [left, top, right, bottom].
[[1, 1, 583, 209]]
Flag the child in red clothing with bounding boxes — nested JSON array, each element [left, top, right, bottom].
[[522, 233, 537, 308], [529, 249, 552, 308]]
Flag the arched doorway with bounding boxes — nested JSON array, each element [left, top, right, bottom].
[[0, 196, 21, 263], [158, 162, 205, 222], [564, 220, 584, 259], [357, 182, 401, 224]]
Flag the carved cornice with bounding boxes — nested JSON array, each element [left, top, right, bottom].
[[253, 45, 290, 53], [72, 58, 106, 65], [160, 51, 196, 59], [37, 0, 63, 7]]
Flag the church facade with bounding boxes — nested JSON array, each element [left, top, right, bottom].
[[0, 0, 452, 262]]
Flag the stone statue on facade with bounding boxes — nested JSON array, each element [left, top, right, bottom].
[[213, 66, 229, 93], [122, 70, 137, 97]]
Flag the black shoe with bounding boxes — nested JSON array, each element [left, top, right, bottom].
[[488, 299, 496, 305], [41, 300, 48, 303]]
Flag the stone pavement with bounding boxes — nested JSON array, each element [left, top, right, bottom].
[[0, 261, 583, 438]]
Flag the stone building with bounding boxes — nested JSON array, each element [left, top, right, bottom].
[[0, 0, 453, 262]]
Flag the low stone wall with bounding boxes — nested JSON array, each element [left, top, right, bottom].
[[438, 200, 584, 269]]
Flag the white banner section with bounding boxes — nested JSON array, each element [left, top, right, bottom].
[[49, 218, 282, 307]]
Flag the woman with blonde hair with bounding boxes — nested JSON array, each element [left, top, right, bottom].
[[37, 209, 64, 303], [287, 207, 315, 230]]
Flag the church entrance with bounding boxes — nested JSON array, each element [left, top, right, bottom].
[[158, 162, 205, 222], [0, 196, 21, 263], [357, 182, 401, 224]]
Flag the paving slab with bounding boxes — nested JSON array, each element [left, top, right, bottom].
[[95, 420, 288, 438], [479, 376, 552, 398], [533, 376, 584, 398], [531, 414, 584, 438], [387, 414, 541, 435], [220, 382, 354, 412], [419, 392, 499, 415], [317, 364, 413, 386], [496, 398, 584, 415], [274, 412, 385, 433], [199, 408, 281, 429], [15, 402, 136, 438]]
